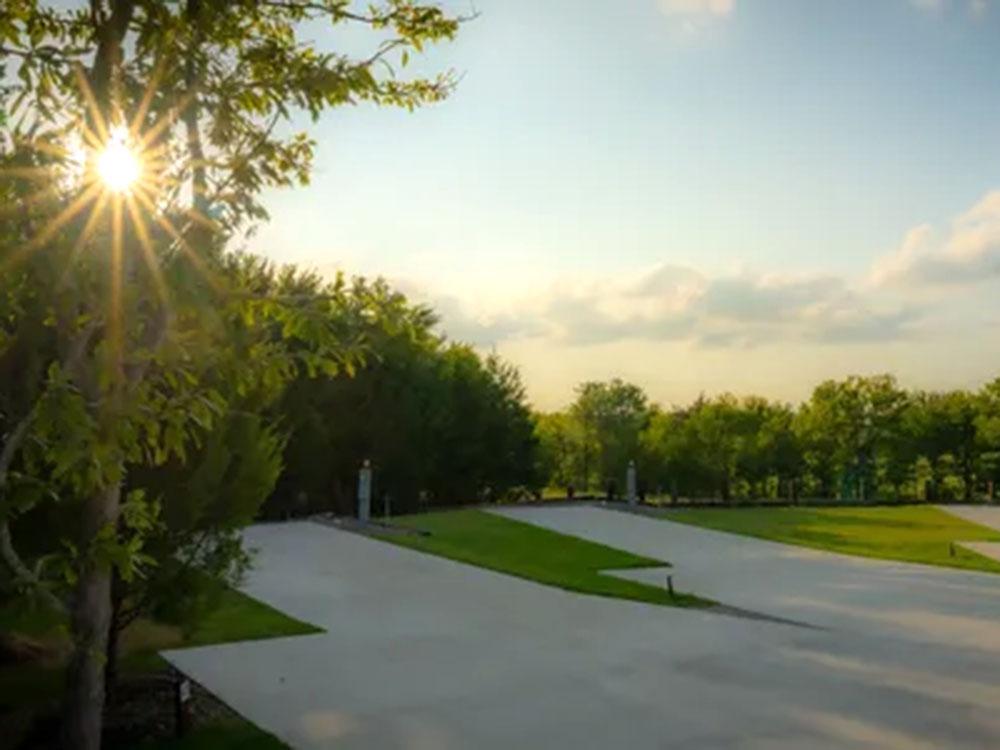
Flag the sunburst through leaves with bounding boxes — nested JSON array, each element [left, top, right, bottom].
[[95, 125, 141, 194]]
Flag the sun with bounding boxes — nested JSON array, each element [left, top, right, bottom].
[[95, 125, 141, 194]]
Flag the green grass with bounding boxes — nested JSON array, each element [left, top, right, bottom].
[[657, 505, 1000, 573], [0, 587, 318, 749], [185, 588, 320, 646], [138, 719, 289, 750], [378, 508, 709, 607]]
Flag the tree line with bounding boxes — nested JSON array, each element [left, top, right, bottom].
[[536, 376, 1000, 504]]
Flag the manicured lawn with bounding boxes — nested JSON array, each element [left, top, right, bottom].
[[657, 505, 1000, 573], [379, 508, 709, 607], [1, 588, 318, 749]]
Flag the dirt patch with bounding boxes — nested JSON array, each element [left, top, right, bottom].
[[0, 633, 62, 667], [103, 671, 240, 748], [12, 669, 242, 749]]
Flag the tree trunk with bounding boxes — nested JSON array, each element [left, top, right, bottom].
[[963, 455, 974, 502], [104, 569, 125, 703], [60, 2, 136, 747], [62, 483, 122, 750]]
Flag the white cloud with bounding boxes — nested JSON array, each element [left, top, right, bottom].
[[541, 268, 915, 348], [427, 264, 916, 350], [659, 0, 735, 16], [431, 295, 543, 348], [870, 191, 1000, 288]]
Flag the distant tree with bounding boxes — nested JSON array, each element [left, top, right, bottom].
[[737, 398, 801, 501], [640, 407, 703, 502], [977, 378, 1000, 501], [796, 376, 907, 501], [906, 391, 979, 501], [535, 411, 585, 490], [570, 379, 650, 490], [551, 374, 1000, 506]]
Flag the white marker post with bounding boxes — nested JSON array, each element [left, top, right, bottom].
[[358, 459, 372, 524], [626, 460, 637, 506]]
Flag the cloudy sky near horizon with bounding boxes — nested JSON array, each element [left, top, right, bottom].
[[248, 0, 1000, 410]]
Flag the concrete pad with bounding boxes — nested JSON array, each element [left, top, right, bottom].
[[494, 505, 1000, 638], [165, 514, 1000, 749]]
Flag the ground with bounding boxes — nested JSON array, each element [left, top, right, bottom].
[[378, 508, 705, 607], [163, 506, 1000, 749], [652, 504, 1000, 573], [0, 587, 318, 749]]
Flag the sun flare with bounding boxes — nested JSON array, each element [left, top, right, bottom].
[[96, 126, 141, 194]]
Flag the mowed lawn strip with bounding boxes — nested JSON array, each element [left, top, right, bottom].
[[379, 508, 709, 607], [657, 505, 1000, 573]]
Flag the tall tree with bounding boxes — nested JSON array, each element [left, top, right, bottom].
[[1, 3, 463, 747], [270, 282, 540, 516]]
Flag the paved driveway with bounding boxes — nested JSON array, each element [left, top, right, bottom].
[[166, 510, 1000, 749], [939, 505, 1000, 562]]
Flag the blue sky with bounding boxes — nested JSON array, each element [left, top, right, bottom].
[[249, 0, 1000, 408]]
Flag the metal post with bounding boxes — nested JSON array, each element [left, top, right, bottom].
[[174, 671, 192, 738], [357, 459, 372, 524], [626, 460, 637, 506]]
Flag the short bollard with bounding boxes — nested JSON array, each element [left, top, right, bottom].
[[666, 574, 675, 598], [174, 672, 192, 738]]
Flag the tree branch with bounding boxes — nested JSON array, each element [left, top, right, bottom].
[[0, 409, 67, 614], [0, 45, 87, 62]]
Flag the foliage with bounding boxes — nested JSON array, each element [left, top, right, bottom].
[[116, 411, 286, 645], [534, 411, 586, 490], [0, 585, 318, 749], [539, 374, 1000, 504], [381, 509, 708, 607], [534, 379, 650, 493], [658, 505, 1000, 573], [268, 282, 541, 516], [1, 0, 464, 745]]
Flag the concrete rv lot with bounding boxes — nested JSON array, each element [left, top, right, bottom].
[[167, 507, 1000, 749]]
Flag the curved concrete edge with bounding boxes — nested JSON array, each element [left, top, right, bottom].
[[958, 541, 1000, 563]]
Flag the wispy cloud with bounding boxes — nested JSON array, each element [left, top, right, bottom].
[[911, 0, 992, 15], [423, 191, 1000, 351], [659, 0, 736, 17]]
